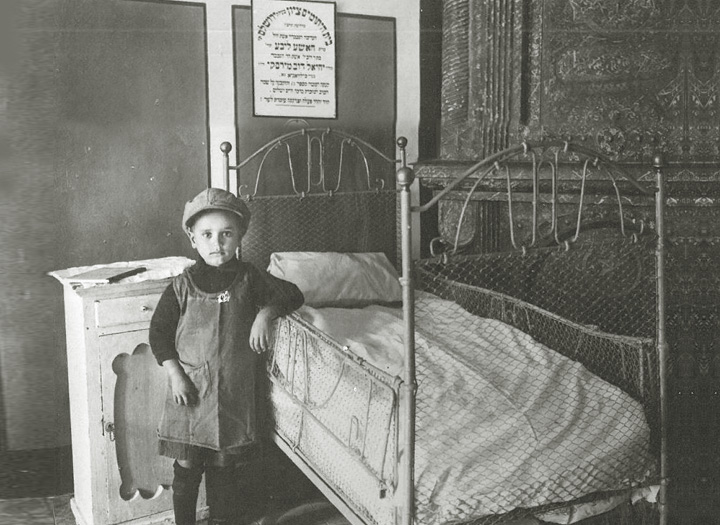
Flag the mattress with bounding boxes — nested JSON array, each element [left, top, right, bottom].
[[275, 291, 655, 525]]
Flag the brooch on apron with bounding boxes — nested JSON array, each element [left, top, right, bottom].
[[217, 291, 231, 303]]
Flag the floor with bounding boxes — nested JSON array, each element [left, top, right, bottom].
[[0, 495, 75, 525], [0, 445, 350, 525], [0, 493, 350, 525]]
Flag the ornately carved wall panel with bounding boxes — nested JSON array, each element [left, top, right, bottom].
[[441, 0, 720, 163]]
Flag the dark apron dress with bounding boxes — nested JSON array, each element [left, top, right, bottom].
[[157, 269, 260, 459]]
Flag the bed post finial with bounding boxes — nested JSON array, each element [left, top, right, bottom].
[[397, 136, 408, 167], [652, 153, 664, 171], [396, 166, 414, 187]]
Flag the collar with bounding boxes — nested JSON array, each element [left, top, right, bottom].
[[191, 257, 242, 274]]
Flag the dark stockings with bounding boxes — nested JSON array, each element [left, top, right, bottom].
[[172, 459, 243, 525], [172, 460, 204, 525]]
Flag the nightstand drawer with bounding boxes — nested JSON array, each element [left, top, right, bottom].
[[94, 294, 160, 333]]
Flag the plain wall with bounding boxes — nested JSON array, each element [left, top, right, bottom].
[[0, 1, 70, 452], [2, 0, 210, 450]]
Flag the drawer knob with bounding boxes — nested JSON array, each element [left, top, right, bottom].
[[141, 305, 151, 312]]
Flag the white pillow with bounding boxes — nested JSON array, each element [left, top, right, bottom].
[[267, 252, 402, 307]]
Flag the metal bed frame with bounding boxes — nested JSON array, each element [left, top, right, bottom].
[[221, 130, 668, 525]]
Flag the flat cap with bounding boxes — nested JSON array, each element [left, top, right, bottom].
[[182, 188, 251, 232]]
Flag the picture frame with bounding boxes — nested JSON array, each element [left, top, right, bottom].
[[252, 0, 337, 119]]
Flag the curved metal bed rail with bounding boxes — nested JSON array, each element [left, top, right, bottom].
[[416, 141, 657, 256], [417, 140, 654, 213], [220, 128, 406, 199]]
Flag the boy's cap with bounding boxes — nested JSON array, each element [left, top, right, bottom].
[[182, 188, 251, 232]]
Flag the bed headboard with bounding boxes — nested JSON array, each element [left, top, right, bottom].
[[417, 141, 659, 256], [220, 129, 405, 270], [414, 142, 664, 339]]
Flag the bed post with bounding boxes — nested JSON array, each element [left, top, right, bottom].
[[654, 153, 669, 525], [220, 141, 232, 191], [397, 161, 417, 525]]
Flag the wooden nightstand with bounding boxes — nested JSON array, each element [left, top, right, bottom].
[[51, 258, 208, 525]]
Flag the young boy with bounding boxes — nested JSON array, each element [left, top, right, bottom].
[[149, 188, 304, 525]]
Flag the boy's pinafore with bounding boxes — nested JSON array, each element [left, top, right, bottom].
[[158, 267, 259, 451]]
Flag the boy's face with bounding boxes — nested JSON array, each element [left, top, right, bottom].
[[188, 210, 243, 267]]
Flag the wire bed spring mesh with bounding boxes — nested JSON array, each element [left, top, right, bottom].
[[241, 191, 399, 271]]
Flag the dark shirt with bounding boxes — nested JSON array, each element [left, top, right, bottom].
[[149, 258, 303, 365]]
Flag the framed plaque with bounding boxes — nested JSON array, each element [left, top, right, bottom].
[[252, 0, 337, 118]]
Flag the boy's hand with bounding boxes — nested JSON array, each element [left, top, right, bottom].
[[162, 359, 198, 406], [250, 308, 274, 354], [170, 372, 198, 406]]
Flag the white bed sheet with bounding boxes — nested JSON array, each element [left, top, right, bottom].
[[296, 291, 655, 524]]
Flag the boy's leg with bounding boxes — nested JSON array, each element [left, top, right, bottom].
[[172, 459, 204, 525]]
